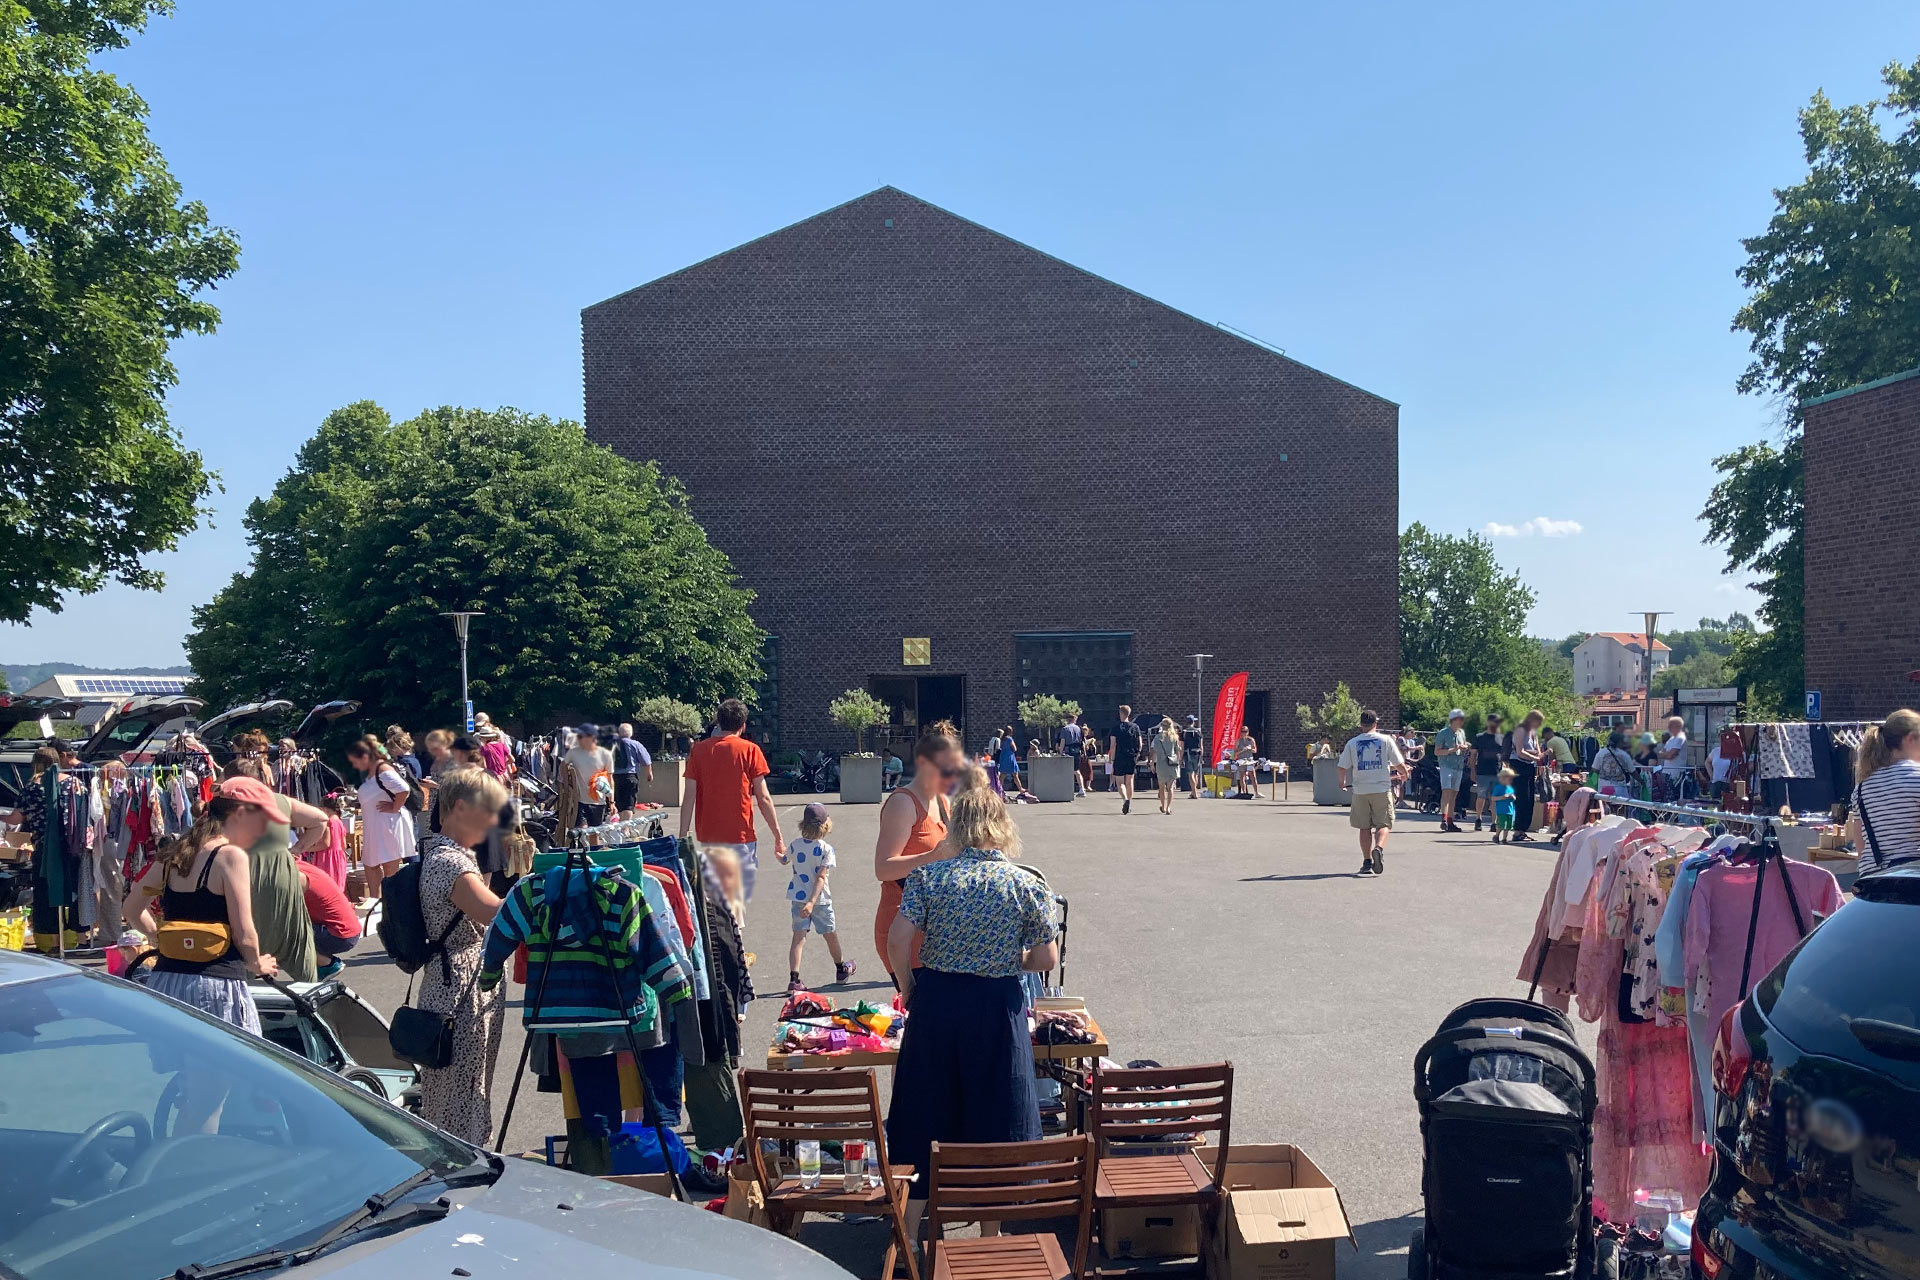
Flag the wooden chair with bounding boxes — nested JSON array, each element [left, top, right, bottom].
[[1087, 1062, 1234, 1262], [739, 1067, 921, 1280], [926, 1134, 1095, 1280]]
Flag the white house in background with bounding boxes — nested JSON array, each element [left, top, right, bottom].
[[22, 673, 191, 727], [1573, 633, 1670, 696]]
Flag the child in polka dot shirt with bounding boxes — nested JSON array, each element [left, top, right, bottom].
[[781, 802, 855, 993]]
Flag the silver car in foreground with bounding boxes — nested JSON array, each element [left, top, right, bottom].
[[0, 950, 849, 1280]]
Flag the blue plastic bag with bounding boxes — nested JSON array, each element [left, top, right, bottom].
[[611, 1121, 692, 1176]]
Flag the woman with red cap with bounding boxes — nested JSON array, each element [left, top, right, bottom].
[[125, 777, 283, 1031]]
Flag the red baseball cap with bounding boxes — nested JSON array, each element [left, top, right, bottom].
[[219, 776, 287, 822]]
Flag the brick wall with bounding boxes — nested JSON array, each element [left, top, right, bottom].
[[581, 187, 1400, 750], [1803, 368, 1920, 721]]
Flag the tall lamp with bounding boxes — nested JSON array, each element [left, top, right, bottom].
[[441, 611, 485, 732]]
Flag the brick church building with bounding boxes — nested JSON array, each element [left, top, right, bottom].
[[582, 187, 1399, 752]]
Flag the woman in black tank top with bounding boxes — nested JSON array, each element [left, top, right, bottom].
[[126, 788, 281, 1033]]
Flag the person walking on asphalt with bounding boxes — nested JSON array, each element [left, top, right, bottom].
[[1339, 709, 1406, 876], [1468, 712, 1506, 832], [1434, 709, 1469, 832], [1180, 715, 1205, 799], [1107, 705, 1143, 815]]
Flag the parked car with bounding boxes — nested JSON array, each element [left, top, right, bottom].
[[0, 949, 852, 1280], [0, 692, 203, 810], [1694, 866, 1920, 1280]]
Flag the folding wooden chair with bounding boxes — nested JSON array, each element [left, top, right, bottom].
[[739, 1066, 921, 1280], [926, 1134, 1095, 1280], [1087, 1062, 1234, 1263]]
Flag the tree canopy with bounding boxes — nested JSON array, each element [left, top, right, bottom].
[[0, 0, 239, 621], [1710, 56, 1920, 714], [1399, 523, 1538, 687], [186, 404, 764, 733]]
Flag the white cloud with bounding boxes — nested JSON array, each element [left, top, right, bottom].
[[1483, 516, 1583, 539]]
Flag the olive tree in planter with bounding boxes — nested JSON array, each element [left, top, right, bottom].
[[828, 688, 889, 803], [1017, 693, 1082, 802], [634, 695, 703, 806], [1297, 681, 1363, 805]]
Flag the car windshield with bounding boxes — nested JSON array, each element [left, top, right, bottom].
[[0, 968, 475, 1280]]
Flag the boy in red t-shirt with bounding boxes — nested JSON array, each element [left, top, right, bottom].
[[679, 698, 785, 901]]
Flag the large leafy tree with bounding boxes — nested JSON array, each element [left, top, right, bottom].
[[0, 0, 239, 620], [1399, 522, 1538, 688], [1710, 57, 1920, 714], [187, 404, 764, 733]]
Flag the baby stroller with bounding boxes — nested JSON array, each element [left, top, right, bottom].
[[1410, 998, 1596, 1280]]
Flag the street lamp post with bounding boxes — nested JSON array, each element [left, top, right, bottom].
[[1189, 652, 1213, 764], [441, 612, 485, 732], [1634, 610, 1668, 734]]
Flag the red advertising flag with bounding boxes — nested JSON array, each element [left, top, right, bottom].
[[1210, 672, 1250, 766]]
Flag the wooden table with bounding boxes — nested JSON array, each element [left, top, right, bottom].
[[766, 1015, 1108, 1070]]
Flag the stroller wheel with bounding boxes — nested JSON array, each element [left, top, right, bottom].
[[1407, 1227, 1427, 1280]]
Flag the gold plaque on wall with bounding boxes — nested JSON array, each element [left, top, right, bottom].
[[902, 637, 931, 666]]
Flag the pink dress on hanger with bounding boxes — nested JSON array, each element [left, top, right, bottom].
[[1572, 825, 1709, 1220], [1682, 858, 1843, 1049]]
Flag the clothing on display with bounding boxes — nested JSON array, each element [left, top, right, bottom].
[[1521, 795, 1843, 1221]]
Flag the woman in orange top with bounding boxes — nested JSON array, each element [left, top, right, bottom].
[[873, 721, 966, 981]]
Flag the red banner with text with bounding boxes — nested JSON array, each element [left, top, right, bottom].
[[1211, 672, 1250, 766]]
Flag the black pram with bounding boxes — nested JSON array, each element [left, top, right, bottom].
[[1409, 997, 1597, 1280]]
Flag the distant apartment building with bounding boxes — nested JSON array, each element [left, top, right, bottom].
[[1573, 633, 1670, 696]]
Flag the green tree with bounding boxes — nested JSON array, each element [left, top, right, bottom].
[[827, 688, 889, 755], [1400, 523, 1538, 687], [1653, 650, 1736, 698], [1710, 57, 1920, 714], [1016, 693, 1082, 751], [0, 0, 239, 620], [186, 404, 763, 735], [633, 695, 703, 758], [1297, 681, 1365, 752]]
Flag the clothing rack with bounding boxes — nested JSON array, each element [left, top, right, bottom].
[[1532, 793, 1809, 1006]]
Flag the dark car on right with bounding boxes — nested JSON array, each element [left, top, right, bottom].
[[1694, 866, 1920, 1280]]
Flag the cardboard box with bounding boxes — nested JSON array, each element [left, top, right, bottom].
[[1103, 1205, 1200, 1259], [1198, 1144, 1353, 1280], [601, 1173, 676, 1195]]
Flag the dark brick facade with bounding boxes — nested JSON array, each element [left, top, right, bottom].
[[1803, 367, 1920, 721], [582, 188, 1399, 751]]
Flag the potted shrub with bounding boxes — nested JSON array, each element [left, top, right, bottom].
[[828, 688, 889, 803], [634, 695, 703, 806], [1297, 682, 1362, 805], [1017, 693, 1082, 803]]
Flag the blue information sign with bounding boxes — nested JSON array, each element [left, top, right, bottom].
[[1804, 690, 1822, 722]]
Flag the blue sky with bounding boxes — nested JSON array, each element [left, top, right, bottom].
[[6, 0, 1916, 666]]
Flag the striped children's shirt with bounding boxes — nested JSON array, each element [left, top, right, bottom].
[[480, 866, 692, 1031]]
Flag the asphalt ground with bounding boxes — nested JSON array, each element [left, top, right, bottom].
[[344, 785, 1569, 1279]]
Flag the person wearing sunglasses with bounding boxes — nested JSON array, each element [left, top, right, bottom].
[[872, 720, 966, 985]]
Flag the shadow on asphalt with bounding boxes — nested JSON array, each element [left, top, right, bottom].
[[1238, 872, 1368, 883], [1351, 1210, 1422, 1278]]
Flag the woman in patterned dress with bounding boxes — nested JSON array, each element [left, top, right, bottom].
[[885, 767, 1059, 1242], [416, 767, 509, 1145]]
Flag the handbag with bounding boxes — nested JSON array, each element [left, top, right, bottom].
[[154, 853, 233, 964], [388, 1000, 455, 1069]]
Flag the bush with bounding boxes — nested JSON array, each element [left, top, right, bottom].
[[1399, 672, 1587, 738], [1016, 693, 1083, 753], [827, 688, 889, 755]]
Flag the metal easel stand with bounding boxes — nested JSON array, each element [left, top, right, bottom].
[[493, 843, 686, 1201]]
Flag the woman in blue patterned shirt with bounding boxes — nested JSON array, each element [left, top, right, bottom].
[[885, 767, 1058, 1237]]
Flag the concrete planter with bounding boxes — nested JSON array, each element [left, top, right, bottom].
[[636, 759, 683, 807], [1029, 755, 1077, 803], [1311, 758, 1351, 806], [840, 755, 884, 804]]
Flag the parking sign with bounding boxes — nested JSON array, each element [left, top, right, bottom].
[[1805, 690, 1822, 722]]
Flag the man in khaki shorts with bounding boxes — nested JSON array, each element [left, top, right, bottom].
[[1338, 709, 1407, 876]]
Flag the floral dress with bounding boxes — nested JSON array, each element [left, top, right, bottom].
[[417, 835, 506, 1146]]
